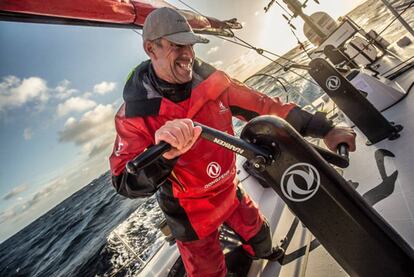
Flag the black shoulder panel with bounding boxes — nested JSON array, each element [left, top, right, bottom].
[[125, 98, 162, 118], [193, 58, 216, 79], [123, 60, 163, 118], [123, 60, 151, 103]]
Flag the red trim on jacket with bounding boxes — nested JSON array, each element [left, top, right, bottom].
[[109, 70, 296, 239]]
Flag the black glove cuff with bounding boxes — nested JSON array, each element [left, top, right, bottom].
[[286, 107, 334, 138], [305, 111, 335, 138]]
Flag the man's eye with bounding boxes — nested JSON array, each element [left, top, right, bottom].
[[170, 42, 183, 49]]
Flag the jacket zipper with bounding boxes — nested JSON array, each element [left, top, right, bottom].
[[171, 170, 186, 192]]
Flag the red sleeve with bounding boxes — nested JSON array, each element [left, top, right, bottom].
[[224, 76, 297, 121], [109, 105, 153, 176]]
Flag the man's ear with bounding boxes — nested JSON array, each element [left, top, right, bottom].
[[143, 41, 156, 58]]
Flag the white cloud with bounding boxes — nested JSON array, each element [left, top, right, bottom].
[[0, 75, 19, 89], [0, 207, 16, 224], [64, 117, 76, 127], [211, 60, 224, 69], [24, 179, 64, 208], [57, 97, 97, 117], [0, 179, 64, 224], [207, 46, 219, 55], [2, 184, 28, 200], [23, 128, 33, 140], [83, 91, 93, 99], [93, 81, 116, 95], [54, 80, 78, 100], [0, 76, 48, 111], [59, 104, 115, 146], [59, 104, 116, 159], [83, 134, 116, 158], [224, 50, 266, 80]]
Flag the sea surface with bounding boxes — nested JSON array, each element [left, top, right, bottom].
[[1, 0, 413, 276]]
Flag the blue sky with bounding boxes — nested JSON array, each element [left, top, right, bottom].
[[0, 23, 140, 241], [0, 0, 364, 242]]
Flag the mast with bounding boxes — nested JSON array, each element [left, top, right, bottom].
[[380, 0, 414, 37], [282, 0, 327, 39]]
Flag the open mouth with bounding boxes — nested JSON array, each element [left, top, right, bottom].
[[176, 60, 193, 72]]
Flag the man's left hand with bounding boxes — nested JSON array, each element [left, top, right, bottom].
[[323, 127, 357, 152]]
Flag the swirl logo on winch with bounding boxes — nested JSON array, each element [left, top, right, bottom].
[[207, 162, 221, 179], [326, 75, 341, 91], [280, 163, 320, 202]]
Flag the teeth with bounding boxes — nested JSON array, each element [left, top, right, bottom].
[[177, 62, 191, 70]]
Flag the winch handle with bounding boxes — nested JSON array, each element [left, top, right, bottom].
[[126, 122, 272, 175], [125, 124, 351, 175], [310, 143, 349, 168], [126, 142, 171, 175], [337, 143, 349, 161], [194, 122, 271, 161]]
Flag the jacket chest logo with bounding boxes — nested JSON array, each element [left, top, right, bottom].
[[206, 162, 221, 178], [218, 101, 228, 114], [115, 140, 124, 156]]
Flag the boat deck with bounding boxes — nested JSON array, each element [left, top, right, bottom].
[[241, 43, 414, 276]]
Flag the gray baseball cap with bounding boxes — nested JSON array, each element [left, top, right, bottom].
[[143, 7, 209, 45]]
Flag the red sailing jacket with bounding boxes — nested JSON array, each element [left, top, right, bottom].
[[110, 60, 300, 240]]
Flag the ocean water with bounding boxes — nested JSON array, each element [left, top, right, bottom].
[[1, 0, 414, 276], [0, 172, 144, 277]]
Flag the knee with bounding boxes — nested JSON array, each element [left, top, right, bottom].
[[247, 220, 273, 257]]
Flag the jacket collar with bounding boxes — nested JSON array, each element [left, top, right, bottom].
[[123, 59, 222, 118]]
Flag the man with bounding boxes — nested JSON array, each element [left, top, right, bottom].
[[109, 7, 356, 277]]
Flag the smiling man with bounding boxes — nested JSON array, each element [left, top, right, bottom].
[[109, 7, 356, 277]]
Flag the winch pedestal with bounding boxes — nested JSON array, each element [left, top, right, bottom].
[[241, 116, 413, 277]]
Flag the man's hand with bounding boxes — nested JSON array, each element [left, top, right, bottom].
[[155, 119, 202, 160], [323, 127, 357, 152]]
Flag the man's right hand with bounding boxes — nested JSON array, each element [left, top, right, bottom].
[[155, 119, 202, 160]]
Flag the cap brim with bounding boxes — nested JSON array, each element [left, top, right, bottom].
[[164, 32, 209, 45]]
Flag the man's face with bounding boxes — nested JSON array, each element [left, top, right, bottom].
[[146, 38, 195, 84]]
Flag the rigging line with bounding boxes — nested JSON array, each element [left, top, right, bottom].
[[244, 73, 289, 94], [275, 0, 294, 17], [344, 1, 414, 67], [218, 35, 255, 49], [376, 0, 414, 38], [132, 29, 142, 37], [219, 36, 295, 64], [289, 28, 312, 60], [395, 1, 414, 11], [230, 35, 323, 87], [259, 52, 321, 86], [177, 0, 321, 87], [261, 46, 313, 62], [177, 0, 305, 65], [381, 55, 414, 76], [234, 35, 282, 58], [177, 0, 296, 63], [177, 0, 204, 15], [219, 34, 320, 86]]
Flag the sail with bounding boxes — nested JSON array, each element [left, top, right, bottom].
[[0, 0, 241, 36]]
